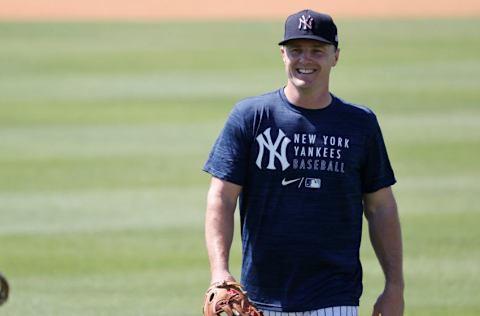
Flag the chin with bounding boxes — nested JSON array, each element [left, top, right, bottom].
[[293, 80, 314, 90]]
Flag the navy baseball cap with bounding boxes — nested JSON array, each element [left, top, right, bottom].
[[279, 9, 338, 47]]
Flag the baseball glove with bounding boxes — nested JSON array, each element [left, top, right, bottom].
[[203, 281, 263, 316], [0, 273, 9, 306]]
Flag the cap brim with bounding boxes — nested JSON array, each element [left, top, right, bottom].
[[278, 35, 335, 46]]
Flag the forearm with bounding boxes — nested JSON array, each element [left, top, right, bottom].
[[367, 202, 404, 288], [364, 187, 404, 288], [364, 187, 404, 315], [205, 180, 238, 282]]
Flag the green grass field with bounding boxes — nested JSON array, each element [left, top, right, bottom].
[[0, 18, 479, 315]]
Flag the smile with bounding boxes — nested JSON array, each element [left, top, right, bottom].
[[296, 68, 316, 74]]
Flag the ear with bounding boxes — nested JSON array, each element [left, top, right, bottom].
[[280, 46, 287, 63], [332, 47, 340, 67]]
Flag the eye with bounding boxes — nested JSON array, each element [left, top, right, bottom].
[[288, 48, 301, 56]]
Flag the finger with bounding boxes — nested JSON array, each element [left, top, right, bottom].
[[371, 305, 381, 316]]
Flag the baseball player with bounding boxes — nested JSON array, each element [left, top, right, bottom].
[[203, 9, 404, 316]]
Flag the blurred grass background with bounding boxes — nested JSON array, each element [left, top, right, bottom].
[[0, 18, 479, 315]]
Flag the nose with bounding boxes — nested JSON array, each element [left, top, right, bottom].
[[298, 51, 313, 62]]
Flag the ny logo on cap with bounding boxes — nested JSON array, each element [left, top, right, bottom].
[[298, 15, 313, 30]]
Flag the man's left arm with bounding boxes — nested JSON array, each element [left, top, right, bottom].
[[363, 186, 404, 316]]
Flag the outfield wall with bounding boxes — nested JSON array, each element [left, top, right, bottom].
[[0, 0, 479, 20]]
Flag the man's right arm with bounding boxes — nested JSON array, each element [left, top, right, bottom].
[[205, 176, 242, 284]]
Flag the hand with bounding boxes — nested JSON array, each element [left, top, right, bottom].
[[372, 284, 404, 316]]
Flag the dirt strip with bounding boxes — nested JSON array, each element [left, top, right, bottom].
[[0, 0, 479, 20]]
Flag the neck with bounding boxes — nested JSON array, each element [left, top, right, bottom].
[[284, 83, 332, 109]]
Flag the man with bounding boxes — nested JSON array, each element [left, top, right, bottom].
[[203, 9, 404, 316]]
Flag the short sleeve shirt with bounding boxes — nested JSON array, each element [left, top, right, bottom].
[[203, 88, 396, 312]]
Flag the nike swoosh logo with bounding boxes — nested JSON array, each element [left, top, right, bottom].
[[281, 178, 302, 186]]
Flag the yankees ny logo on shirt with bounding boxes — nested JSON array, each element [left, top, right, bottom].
[[256, 128, 291, 171], [298, 15, 313, 30]]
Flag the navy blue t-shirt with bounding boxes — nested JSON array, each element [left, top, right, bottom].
[[203, 88, 396, 312]]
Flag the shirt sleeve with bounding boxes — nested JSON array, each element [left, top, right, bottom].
[[203, 105, 250, 185], [361, 114, 396, 193]]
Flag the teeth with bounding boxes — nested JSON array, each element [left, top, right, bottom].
[[298, 68, 314, 74]]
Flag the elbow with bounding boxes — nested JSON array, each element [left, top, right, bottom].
[[207, 189, 237, 214]]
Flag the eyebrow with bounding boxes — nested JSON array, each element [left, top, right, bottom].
[[286, 44, 328, 49]]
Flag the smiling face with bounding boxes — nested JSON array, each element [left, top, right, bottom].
[[280, 39, 339, 94]]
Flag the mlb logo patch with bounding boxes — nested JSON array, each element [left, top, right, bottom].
[[305, 178, 321, 189]]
